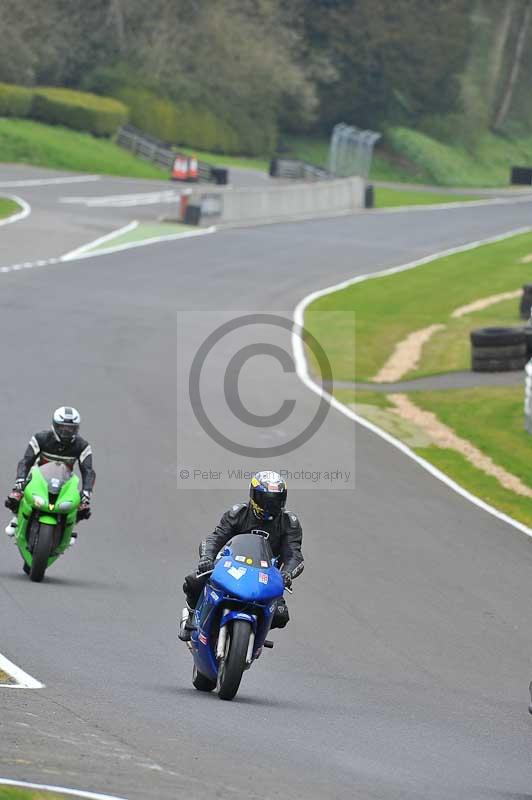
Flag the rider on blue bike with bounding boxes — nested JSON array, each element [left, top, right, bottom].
[[179, 471, 304, 642]]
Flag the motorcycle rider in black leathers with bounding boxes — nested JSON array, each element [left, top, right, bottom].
[[179, 470, 304, 642], [5, 407, 95, 535]]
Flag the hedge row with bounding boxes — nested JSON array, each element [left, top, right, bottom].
[[0, 82, 127, 136], [0, 83, 33, 117], [116, 88, 246, 154]]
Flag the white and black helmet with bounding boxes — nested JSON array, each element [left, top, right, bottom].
[[52, 406, 81, 444]]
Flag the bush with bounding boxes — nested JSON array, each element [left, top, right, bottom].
[[32, 87, 128, 136], [0, 82, 33, 117]]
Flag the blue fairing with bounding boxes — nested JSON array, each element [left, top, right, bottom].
[[211, 557, 284, 601], [189, 533, 285, 683]]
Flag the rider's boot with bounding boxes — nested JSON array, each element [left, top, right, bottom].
[[70, 531, 78, 546], [178, 603, 195, 642], [5, 517, 17, 537]]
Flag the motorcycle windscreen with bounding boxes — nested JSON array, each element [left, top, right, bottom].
[[211, 532, 284, 601], [39, 462, 71, 495]]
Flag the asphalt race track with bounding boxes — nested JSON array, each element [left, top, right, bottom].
[[1, 166, 532, 800]]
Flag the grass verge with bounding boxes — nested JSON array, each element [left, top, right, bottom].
[[0, 198, 21, 220], [331, 386, 531, 528], [305, 229, 532, 382], [0, 118, 168, 179], [374, 187, 479, 208]]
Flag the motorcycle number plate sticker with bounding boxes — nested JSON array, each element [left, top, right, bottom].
[[228, 566, 247, 580], [235, 555, 246, 563], [223, 560, 232, 568], [260, 560, 268, 567], [259, 572, 269, 584]]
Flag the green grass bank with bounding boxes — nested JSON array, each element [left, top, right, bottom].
[[0, 197, 21, 220], [305, 230, 532, 382], [0, 118, 168, 179]]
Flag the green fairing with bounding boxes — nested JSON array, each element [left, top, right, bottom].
[[15, 463, 81, 574]]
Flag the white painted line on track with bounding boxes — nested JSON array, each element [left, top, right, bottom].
[[0, 175, 101, 188], [61, 221, 139, 261], [0, 778, 127, 799], [61, 224, 216, 261], [0, 222, 216, 274], [60, 190, 181, 207], [292, 225, 532, 538], [0, 195, 31, 226], [0, 652, 44, 688]]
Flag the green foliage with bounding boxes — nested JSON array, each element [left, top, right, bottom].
[[387, 125, 532, 187], [31, 87, 128, 137], [0, 118, 167, 179], [0, 82, 33, 117]]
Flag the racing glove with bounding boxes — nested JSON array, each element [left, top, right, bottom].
[[281, 570, 292, 589], [5, 479, 24, 512], [197, 556, 214, 575], [78, 490, 92, 520]]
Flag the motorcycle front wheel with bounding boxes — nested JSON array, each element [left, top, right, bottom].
[[217, 619, 251, 701], [29, 523, 55, 582]]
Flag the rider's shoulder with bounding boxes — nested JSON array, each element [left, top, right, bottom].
[[283, 510, 301, 529], [226, 502, 247, 521], [34, 430, 50, 444]]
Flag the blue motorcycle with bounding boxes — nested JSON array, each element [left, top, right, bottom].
[[184, 531, 285, 700]]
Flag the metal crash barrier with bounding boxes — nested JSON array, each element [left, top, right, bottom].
[[116, 125, 228, 184]]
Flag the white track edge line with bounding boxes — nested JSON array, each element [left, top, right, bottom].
[[61, 225, 216, 261], [0, 195, 31, 226], [370, 193, 532, 214], [0, 652, 44, 688], [0, 778, 127, 799], [61, 221, 139, 261], [0, 175, 101, 188], [292, 224, 532, 539]]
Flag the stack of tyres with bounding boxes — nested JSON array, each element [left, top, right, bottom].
[[470, 327, 528, 372], [519, 284, 532, 320]]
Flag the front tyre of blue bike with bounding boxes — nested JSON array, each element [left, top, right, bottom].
[[217, 619, 251, 701]]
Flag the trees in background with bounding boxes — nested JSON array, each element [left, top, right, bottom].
[[0, 0, 531, 152]]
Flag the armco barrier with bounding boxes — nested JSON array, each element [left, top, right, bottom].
[[183, 176, 365, 227], [116, 125, 228, 184]]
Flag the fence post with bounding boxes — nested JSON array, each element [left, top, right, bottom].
[[526, 359, 532, 433]]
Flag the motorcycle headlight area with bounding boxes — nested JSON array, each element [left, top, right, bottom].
[[58, 501, 73, 511], [32, 495, 46, 508]]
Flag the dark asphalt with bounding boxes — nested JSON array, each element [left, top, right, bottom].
[[329, 370, 526, 393], [1, 166, 532, 800]]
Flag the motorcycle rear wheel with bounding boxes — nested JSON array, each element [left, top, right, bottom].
[[30, 523, 55, 582], [217, 620, 251, 701], [192, 664, 216, 692]]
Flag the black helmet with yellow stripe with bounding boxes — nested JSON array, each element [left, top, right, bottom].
[[249, 470, 287, 520]]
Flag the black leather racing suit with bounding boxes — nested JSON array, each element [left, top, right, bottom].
[[183, 502, 304, 628], [16, 430, 96, 492]]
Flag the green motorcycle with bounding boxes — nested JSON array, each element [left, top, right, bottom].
[[14, 462, 81, 582]]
